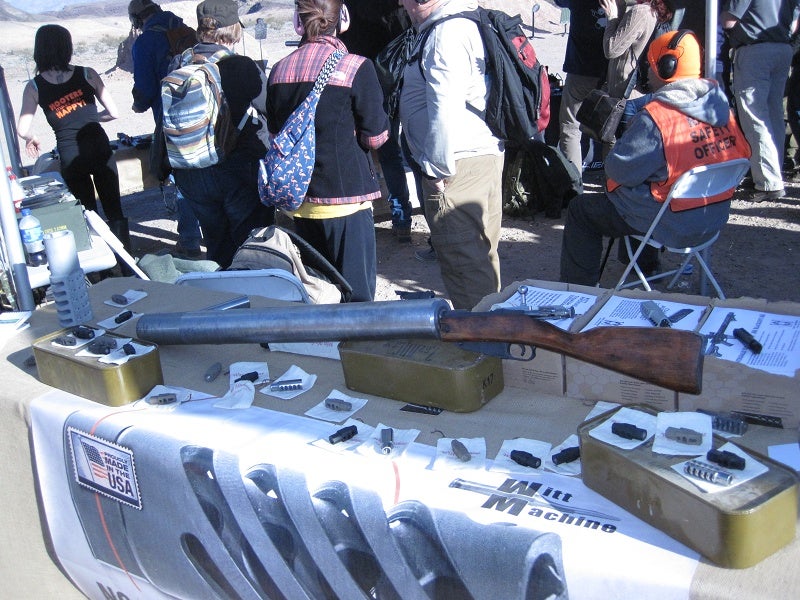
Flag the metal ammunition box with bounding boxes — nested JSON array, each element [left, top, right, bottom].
[[339, 339, 504, 412], [578, 405, 798, 568], [33, 330, 163, 406]]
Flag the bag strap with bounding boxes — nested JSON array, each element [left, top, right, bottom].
[[311, 49, 346, 95]]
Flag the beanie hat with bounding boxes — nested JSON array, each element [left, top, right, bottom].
[[647, 29, 703, 83], [128, 0, 159, 20]]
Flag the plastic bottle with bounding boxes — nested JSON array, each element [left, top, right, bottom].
[[18, 208, 48, 266], [7, 167, 25, 213]]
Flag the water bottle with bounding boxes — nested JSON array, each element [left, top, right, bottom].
[[18, 208, 48, 267]]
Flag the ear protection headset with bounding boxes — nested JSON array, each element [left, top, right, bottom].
[[656, 29, 691, 81]]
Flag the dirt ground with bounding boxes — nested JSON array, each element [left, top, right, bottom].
[[1, 1, 798, 304]]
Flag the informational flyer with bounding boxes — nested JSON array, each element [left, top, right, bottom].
[[580, 296, 705, 332], [490, 285, 599, 331], [698, 307, 800, 377]]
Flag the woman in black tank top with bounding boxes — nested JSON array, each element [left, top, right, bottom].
[[17, 25, 128, 240]]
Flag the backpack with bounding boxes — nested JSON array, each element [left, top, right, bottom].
[[150, 22, 197, 61], [417, 8, 551, 145], [503, 140, 582, 219], [258, 50, 345, 211], [161, 48, 246, 169], [228, 225, 353, 303]]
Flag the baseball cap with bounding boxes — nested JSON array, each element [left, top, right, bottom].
[[196, 0, 244, 28], [647, 30, 702, 83]]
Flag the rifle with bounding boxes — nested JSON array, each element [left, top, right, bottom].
[[136, 298, 704, 393]]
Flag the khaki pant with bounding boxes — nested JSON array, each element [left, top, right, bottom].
[[420, 154, 504, 309]]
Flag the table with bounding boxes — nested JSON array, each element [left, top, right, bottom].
[[2, 278, 799, 599]]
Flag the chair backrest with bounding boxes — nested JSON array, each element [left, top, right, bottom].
[[639, 158, 750, 245], [175, 269, 311, 303], [667, 158, 750, 206]]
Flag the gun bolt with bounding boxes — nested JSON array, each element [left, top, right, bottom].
[[450, 439, 472, 462], [611, 422, 647, 441], [510, 449, 541, 469]]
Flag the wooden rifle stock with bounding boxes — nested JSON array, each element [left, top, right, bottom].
[[439, 311, 704, 394], [137, 299, 704, 393]]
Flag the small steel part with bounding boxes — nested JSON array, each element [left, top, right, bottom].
[[122, 343, 136, 355], [114, 310, 133, 324], [733, 328, 763, 354], [328, 425, 358, 445], [611, 422, 647, 441], [510, 449, 541, 469], [668, 308, 694, 324], [552, 446, 581, 465], [380, 428, 394, 455], [324, 397, 352, 412], [706, 449, 746, 471], [269, 378, 304, 392], [450, 439, 472, 462], [684, 459, 733, 486], [53, 335, 77, 346], [400, 403, 443, 415], [204, 362, 222, 382], [111, 294, 129, 305], [641, 300, 671, 328], [527, 304, 576, 319], [664, 426, 703, 445], [395, 290, 436, 300], [72, 326, 95, 340], [732, 411, 783, 429], [146, 393, 177, 405], [88, 338, 116, 355], [235, 371, 259, 383], [697, 409, 748, 436]]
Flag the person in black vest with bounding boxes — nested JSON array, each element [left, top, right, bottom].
[[17, 24, 129, 247]]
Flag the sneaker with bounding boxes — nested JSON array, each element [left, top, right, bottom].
[[173, 244, 202, 259], [745, 188, 786, 203], [414, 247, 438, 263]]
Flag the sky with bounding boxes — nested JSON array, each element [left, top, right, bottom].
[[5, 1, 81, 14]]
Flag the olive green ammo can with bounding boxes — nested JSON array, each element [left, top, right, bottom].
[[33, 330, 163, 406], [339, 339, 504, 412], [578, 405, 798, 568]]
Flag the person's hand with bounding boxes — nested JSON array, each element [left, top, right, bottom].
[[599, 0, 618, 20], [433, 177, 448, 192], [23, 136, 40, 159]]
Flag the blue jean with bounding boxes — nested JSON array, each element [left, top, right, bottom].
[[377, 116, 413, 229], [171, 178, 202, 250], [173, 152, 275, 269]]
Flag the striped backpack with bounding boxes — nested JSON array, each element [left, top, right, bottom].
[[258, 50, 345, 211], [161, 48, 243, 169]]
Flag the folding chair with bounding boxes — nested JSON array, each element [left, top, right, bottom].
[[615, 158, 750, 299], [175, 269, 311, 303]]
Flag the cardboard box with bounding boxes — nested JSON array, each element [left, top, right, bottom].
[[678, 298, 800, 429], [565, 289, 712, 412], [33, 329, 163, 406], [339, 338, 503, 412], [473, 279, 604, 396], [579, 405, 798, 568], [19, 173, 91, 251]]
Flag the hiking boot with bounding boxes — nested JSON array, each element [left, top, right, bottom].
[[393, 226, 412, 243], [745, 188, 786, 203], [414, 247, 438, 263]]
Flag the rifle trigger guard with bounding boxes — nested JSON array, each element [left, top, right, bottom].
[[456, 342, 536, 361]]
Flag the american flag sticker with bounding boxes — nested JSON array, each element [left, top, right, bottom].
[[67, 428, 141, 510]]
